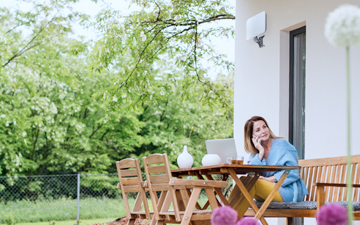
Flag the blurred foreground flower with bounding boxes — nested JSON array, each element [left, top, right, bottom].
[[236, 217, 261, 225], [325, 5, 360, 225], [316, 204, 348, 225], [325, 4, 360, 47], [211, 206, 238, 225]]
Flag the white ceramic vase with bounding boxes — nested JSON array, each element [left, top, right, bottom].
[[177, 145, 193, 169], [201, 154, 222, 166]]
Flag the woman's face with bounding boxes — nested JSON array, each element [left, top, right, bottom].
[[252, 120, 270, 141]]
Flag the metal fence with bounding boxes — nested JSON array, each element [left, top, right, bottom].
[[0, 173, 233, 224], [0, 173, 122, 223]]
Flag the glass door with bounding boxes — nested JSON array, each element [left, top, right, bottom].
[[289, 26, 306, 160], [289, 26, 306, 225]]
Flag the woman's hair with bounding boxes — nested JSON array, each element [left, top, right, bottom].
[[244, 116, 279, 154]]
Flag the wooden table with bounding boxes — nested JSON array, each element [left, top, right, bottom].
[[171, 164, 300, 225]]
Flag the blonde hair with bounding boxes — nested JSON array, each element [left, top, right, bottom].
[[244, 116, 280, 155]]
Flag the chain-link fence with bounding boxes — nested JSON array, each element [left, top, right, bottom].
[[0, 173, 123, 224], [0, 173, 233, 224]]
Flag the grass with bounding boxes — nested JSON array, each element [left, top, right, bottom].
[[0, 195, 209, 225], [0, 197, 131, 224]]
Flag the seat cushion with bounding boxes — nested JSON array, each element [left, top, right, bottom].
[[254, 201, 360, 211]]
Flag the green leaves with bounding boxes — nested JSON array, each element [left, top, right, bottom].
[[0, 0, 234, 176], [89, 0, 235, 108]]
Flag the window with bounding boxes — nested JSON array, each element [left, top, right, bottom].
[[289, 26, 306, 225], [289, 26, 306, 160]]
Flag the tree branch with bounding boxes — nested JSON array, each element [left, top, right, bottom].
[[2, 43, 41, 68], [5, 23, 23, 34], [194, 23, 200, 81], [154, 2, 161, 21], [89, 124, 103, 139], [159, 97, 169, 122], [2, 14, 57, 68], [118, 25, 170, 90], [143, 14, 235, 27], [100, 129, 110, 141]]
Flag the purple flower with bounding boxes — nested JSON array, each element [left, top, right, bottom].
[[211, 206, 238, 225], [316, 204, 348, 225], [235, 217, 260, 225]]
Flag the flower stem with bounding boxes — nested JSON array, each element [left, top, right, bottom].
[[346, 46, 353, 225]]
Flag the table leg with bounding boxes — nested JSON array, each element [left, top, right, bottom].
[[254, 170, 290, 220], [181, 187, 202, 225], [232, 174, 259, 210], [195, 173, 229, 208], [204, 174, 230, 206], [205, 188, 219, 210], [228, 169, 268, 225], [176, 189, 187, 211]]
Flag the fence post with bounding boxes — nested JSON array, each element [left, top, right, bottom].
[[77, 172, 80, 220]]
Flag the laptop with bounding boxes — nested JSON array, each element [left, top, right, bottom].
[[205, 138, 238, 164]]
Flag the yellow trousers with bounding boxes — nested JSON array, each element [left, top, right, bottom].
[[228, 176, 283, 218]]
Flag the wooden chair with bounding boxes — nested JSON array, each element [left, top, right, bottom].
[[304, 155, 360, 214], [116, 158, 151, 224], [142, 153, 227, 225]]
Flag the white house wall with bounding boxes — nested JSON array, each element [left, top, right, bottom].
[[234, 0, 360, 224]]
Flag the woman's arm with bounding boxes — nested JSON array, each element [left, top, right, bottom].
[[272, 150, 300, 186], [249, 153, 266, 165], [273, 168, 300, 186], [259, 175, 277, 182]]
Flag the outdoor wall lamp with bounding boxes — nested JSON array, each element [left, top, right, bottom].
[[246, 11, 267, 48]]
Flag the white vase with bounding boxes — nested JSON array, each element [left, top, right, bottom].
[[201, 154, 222, 166], [177, 145, 193, 169]]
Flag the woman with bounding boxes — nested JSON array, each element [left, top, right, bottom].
[[229, 116, 308, 217]]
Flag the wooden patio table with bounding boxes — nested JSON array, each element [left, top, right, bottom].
[[171, 164, 300, 225]]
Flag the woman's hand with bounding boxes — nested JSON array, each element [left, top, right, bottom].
[[252, 135, 264, 160], [259, 176, 277, 183]]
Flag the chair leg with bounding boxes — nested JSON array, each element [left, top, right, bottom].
[[286, 217, 293, 225], [156, 220, 165, 225], [127, 218, 136, 225]]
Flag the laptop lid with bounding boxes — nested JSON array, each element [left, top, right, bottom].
[[205, 138, 237, 164]]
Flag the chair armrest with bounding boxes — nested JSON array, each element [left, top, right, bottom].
[[169, 178, 227, 188], [315, 183, 360, 209], [314, 182, 360, 188], [117, 183, 121, 189]]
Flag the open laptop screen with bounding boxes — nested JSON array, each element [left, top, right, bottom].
[[205, 138, 237, 164]]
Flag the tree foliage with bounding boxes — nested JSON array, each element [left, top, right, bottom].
[[0, 0, 234, 177], [89, 0, 235, 108]]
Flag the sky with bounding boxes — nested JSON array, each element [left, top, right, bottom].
[[1, 0, 235, 79]]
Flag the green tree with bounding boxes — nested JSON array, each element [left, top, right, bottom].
[[0, 0, 145, 176], [128, 62, 233, 168], [0, 0, 235, 178], [89, 0, 235, 109], [87, 0, 235, 166]]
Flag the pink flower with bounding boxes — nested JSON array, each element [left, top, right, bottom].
[[211, 206, 238, 225], [235, 217, 260, 225], [316, 204, 348, 225]]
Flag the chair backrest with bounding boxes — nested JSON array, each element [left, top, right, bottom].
[[116, 158, 150, 219], [299, 155, 360, 202], [143, 153, 180, 221], [143, 153, 172, 191]]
